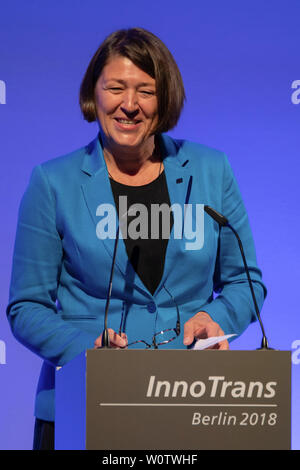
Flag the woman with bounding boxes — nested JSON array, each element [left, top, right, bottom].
[[7, 28, 266, 449]]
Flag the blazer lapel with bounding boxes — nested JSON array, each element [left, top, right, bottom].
[[80, 136, 139, 285], [156, 135, 194, 292]]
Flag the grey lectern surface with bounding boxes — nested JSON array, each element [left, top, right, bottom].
[[55, 349, 291, 450]]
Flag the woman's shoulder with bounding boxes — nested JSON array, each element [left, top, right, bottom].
[[30, 137, 102, 191], [161, 134, 228, 168], [40, 139, 95, 174]]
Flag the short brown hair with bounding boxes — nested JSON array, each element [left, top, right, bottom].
[[79, 28, 185, 134]]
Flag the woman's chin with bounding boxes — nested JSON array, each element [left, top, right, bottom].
[[107, 134, 154, 154]]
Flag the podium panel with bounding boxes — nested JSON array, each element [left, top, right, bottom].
[[55, 349, 291, 450]]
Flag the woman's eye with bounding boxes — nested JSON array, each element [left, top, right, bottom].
[[109, 87, 123, 92], [140, 90, 155, 96]]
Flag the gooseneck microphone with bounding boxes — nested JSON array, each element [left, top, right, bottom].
[[100, 225, 120, 348], [204, 205, 271, 350]]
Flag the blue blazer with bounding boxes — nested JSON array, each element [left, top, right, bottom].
[[7, 134, 266, 421]]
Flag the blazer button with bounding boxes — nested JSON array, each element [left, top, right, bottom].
[[147, 302, 157, 313]]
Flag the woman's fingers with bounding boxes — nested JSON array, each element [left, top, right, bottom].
[[94, 329, 128, 349], [184, 311, 230, 350]]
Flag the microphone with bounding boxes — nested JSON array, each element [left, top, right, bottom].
[[204, 205, 272, 350], [100, 225, 120, 348]]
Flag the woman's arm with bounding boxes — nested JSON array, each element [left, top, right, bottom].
[[183, 153, 267, 346], [7, 165, 97, 367]]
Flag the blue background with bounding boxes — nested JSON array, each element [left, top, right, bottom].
[[0, 0, 299, 449]]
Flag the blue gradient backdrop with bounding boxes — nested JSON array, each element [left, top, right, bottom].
[[0, 0, 299, 449]]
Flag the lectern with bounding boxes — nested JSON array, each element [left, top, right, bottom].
[[55, 349, 291, 450]]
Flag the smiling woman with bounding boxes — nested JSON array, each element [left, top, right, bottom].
[[80, 28, 185, 133], [94, 56, 159, 181], [79, 28, 185, 185], [7, 27, 266, 450]]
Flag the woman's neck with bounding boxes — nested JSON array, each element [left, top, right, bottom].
[[101, 135, 163, 186]]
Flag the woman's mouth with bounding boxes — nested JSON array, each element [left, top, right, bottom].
[[114, 118, 142, 129]]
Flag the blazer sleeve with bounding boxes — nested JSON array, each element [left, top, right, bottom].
[[6, 164, 97, 367], [200, 154, 267, 337]]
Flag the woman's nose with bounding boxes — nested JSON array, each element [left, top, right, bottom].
[[120, 89, 139, 114]]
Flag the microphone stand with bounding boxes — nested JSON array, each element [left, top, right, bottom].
[[100, 225, 120, 348], [204, 205, 272, 350]]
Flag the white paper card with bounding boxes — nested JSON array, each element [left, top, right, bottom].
[[192, 334, 237, 350]]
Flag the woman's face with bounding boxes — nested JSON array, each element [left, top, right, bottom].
[[94, 55, 158, 155]]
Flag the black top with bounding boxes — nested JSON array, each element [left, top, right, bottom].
[[110, 171, 173, 295]]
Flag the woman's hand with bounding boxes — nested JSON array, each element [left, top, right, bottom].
[[183, 311, 229, 350], [94, 328, 128, 349]]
